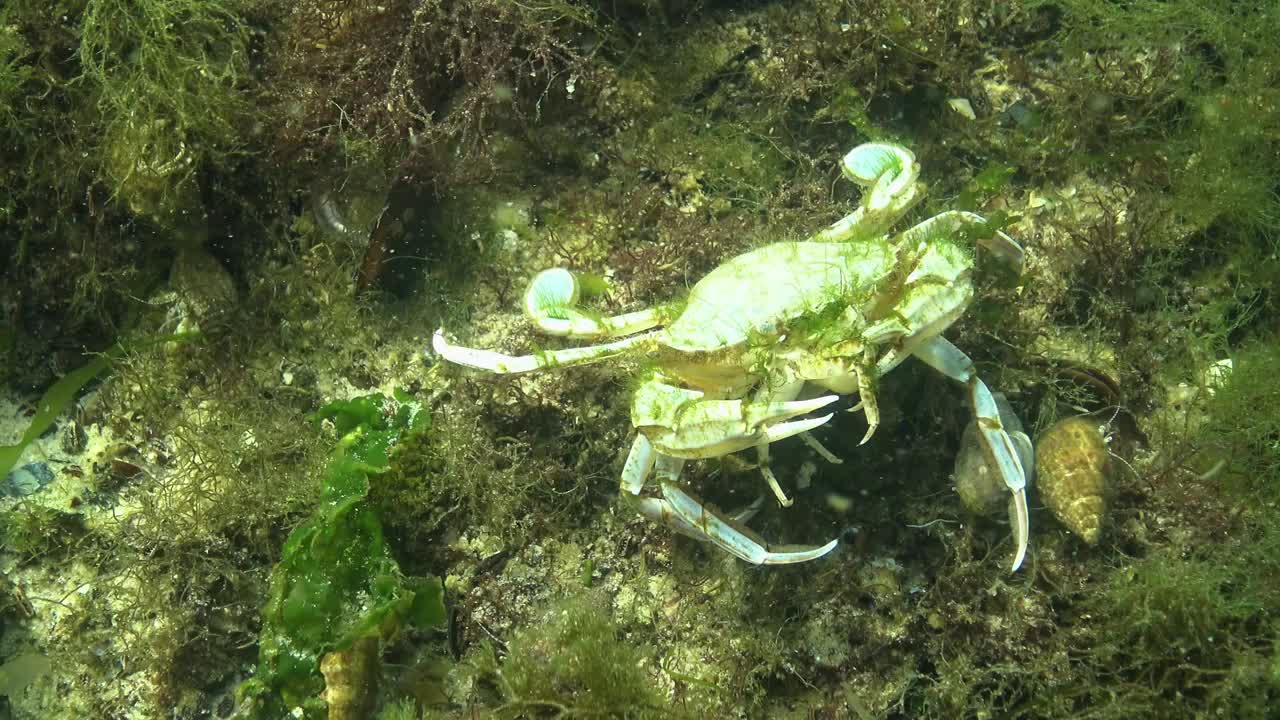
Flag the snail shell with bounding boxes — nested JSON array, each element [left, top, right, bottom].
[[1035, 417, 1110, 545], [320, 635, 379, 720]]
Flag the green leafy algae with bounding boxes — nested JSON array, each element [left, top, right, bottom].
[[238, 393, 445, 719]]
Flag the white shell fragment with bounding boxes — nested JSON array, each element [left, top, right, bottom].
[[947, 98, 977, 120]]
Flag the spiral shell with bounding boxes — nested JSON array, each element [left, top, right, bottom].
[[320, 635, 379, 720], [1035, 417, 1111, 545]]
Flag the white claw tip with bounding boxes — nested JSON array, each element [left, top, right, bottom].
[[1009, 487, 1030, 572], [431, 328, 449, 355], [858, 423, 879, 446]]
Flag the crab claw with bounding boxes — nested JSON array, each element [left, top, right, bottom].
[[523, 268, 663, 339], [914, 336, 1032, 572], [841, 143, 919, 210], [812, 143, 924, 244], [969, 377, 1030, 572], [632, 378, 838, 458]]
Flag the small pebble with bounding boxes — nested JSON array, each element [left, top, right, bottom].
[[1, 462, 55, 498]]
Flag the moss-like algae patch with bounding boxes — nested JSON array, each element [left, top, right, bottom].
[[459, 592, 670, 719]]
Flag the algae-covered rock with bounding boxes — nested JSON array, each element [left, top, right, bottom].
[[1035, 417, 1111, 545], [458, 591, 666, 717]]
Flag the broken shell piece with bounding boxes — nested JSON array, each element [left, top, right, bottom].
[[1035, 417, 1110, 545]]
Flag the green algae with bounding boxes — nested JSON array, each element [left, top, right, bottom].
[[237, 393, 445, 719], [81, 0, 252, 230], [0, 24, 32, 135], [1057, 513, 1280, 718], [1, 332, 195, 478], [1198, 339, 1280, 500], [0, 503, 84, 562], [1029, 0, 1280, 239]]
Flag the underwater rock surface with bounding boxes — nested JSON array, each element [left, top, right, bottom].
[[0, 462, 53, 498], [3, 0, 1280, 718]]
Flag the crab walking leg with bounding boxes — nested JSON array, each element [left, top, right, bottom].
[[800, 432, 842, 463], [659, 482, 839, 565], [523, 268, 666, 339], [731, 494, 766, 524], [913, 336, 1031, 572], [747, 409, 839, 504], [855, 349, 881, 445], [432, 328, 661, 374], [750, 379, 812, 507], [972, 379, 1031, 573], [755, 441, 794, 508], [624, 434, 837, 564], [754, 408, 843, 503]]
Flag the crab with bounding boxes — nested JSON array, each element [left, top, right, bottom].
[[432, 142, 1033, 571]]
